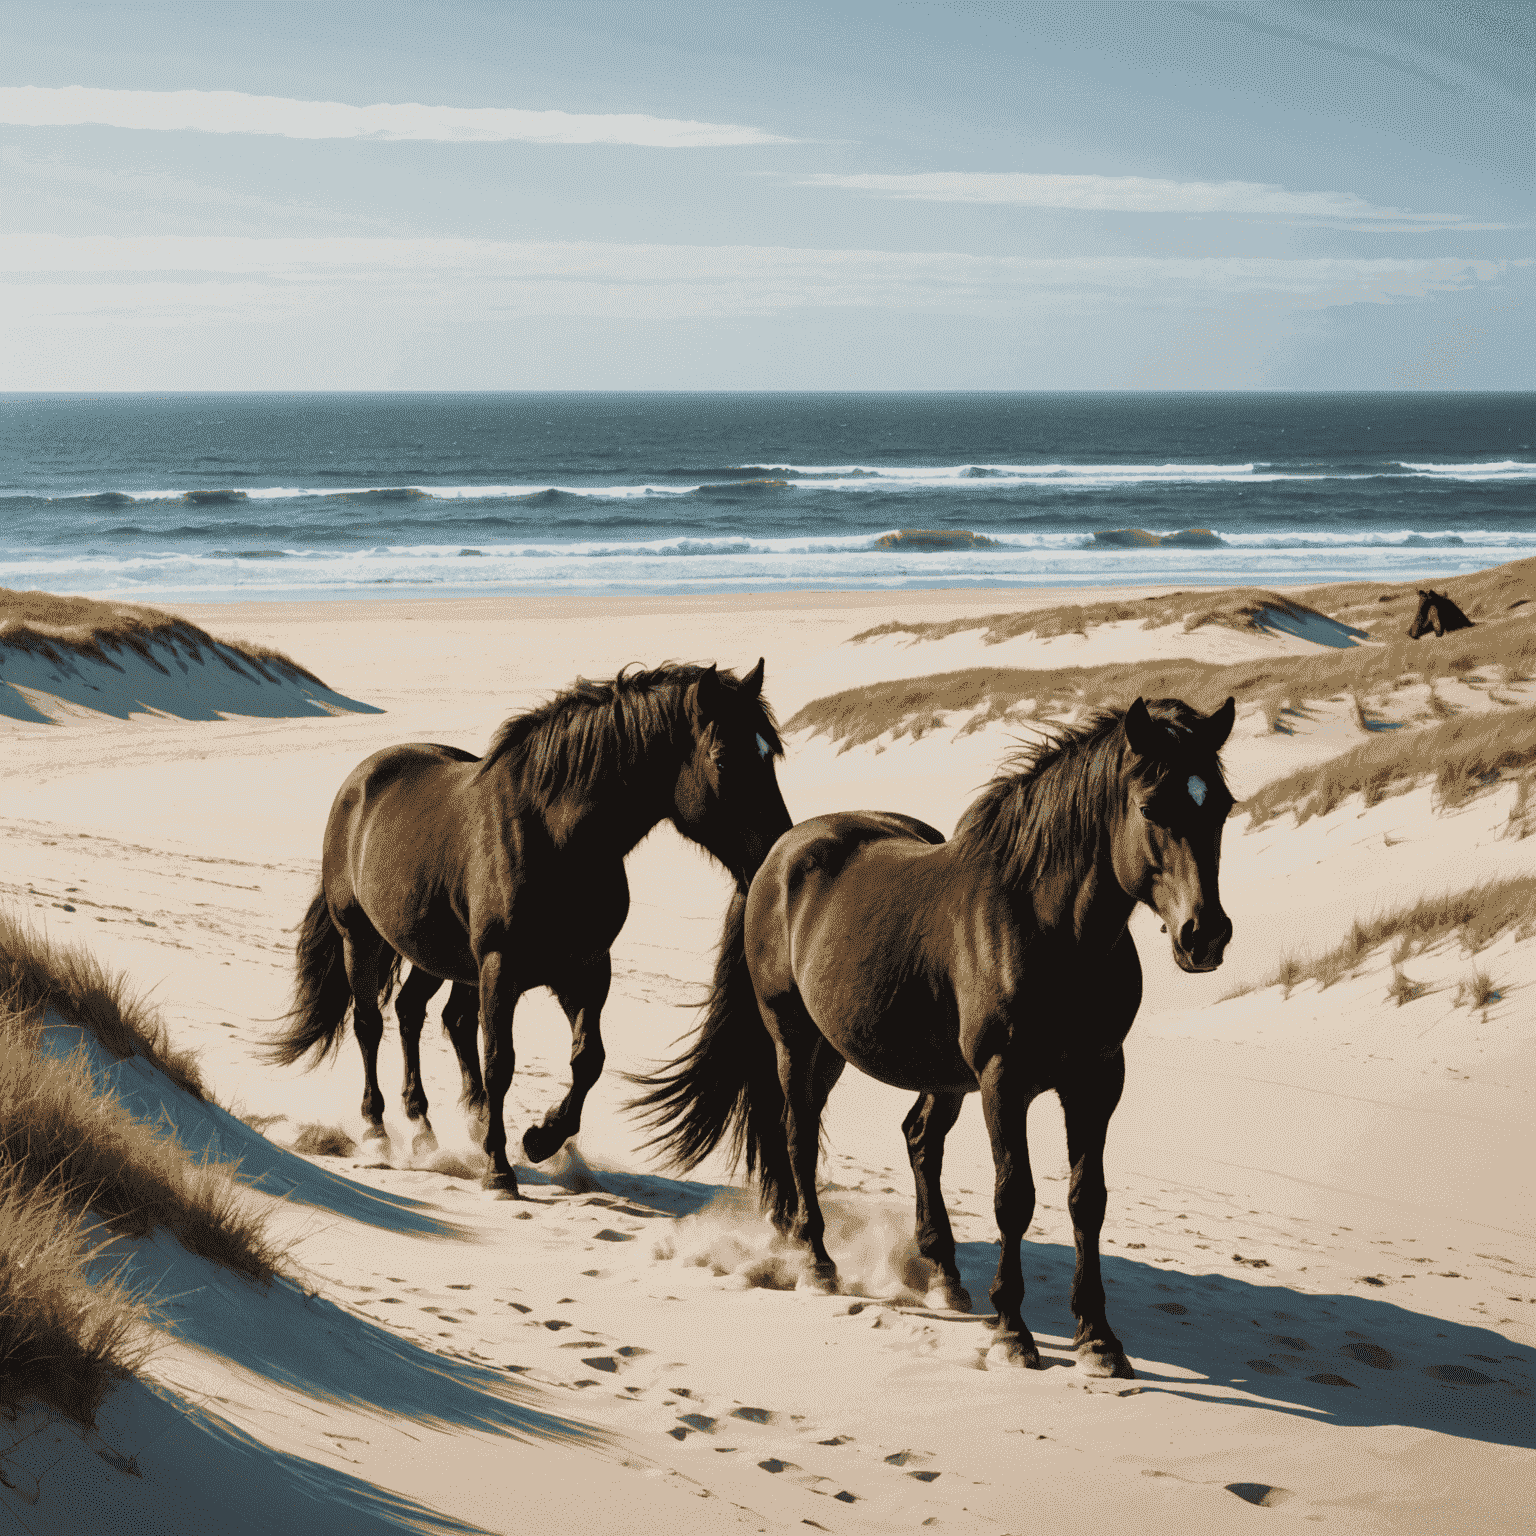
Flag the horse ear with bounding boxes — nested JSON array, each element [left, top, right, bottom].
[[1123, 697, 1161, 760], [688, 664, 721, 731], [1205, 696, 1235, 750], [741, 657, 765, 698]]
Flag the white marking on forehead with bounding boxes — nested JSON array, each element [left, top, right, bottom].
[[756, 732, 773, 761], [1187, 774, 1207, 807]]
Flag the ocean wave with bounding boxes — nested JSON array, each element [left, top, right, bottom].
[[12, 456, 1534, 507]]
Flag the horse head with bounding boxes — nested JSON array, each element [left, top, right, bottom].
[[673, 659, 793, 893], [1408, 588, 1472, 640], [1117, 696, 1236, 972], [1407, 589, 1439, 640]]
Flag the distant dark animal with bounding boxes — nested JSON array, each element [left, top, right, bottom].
[[268, 661, 793, 1195], [633, 696, 1235, 1379], [1408, 589, 1473, 639]]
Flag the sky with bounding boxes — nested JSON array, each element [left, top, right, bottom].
[[2, 0, 1531, 390]]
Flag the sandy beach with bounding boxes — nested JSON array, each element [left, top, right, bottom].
[[0, 577, 1531, 1534]]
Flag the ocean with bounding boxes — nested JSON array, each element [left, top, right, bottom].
[[1, 392, 1531, 603]]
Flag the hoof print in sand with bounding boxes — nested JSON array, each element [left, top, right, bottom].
[[1340, 1342, 1397, 1370], [1424, 1363, 1494, 1385], [1247, 1359, 1287, 1376], [1306, 1373, 1357, 1388], [731, 1406, 776, 1424], [1151, 1302, 1187, 1315], [757, 1458, 800, 1474], [581, 1356, 618, 1373], [593, 1228, 633, 1242], [1226, 1483, 1294, 1508]]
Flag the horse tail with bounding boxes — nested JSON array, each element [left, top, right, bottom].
[[264, 885, 354, 1068], [629, 891, 795, 1223]]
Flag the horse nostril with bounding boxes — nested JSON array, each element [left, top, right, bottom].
[[1179, 919, 1197, 953]]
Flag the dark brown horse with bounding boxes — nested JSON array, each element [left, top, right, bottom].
[[634, 696, 1235, 1378], [268, 661, 792, 1196], [1408, 588, 1474, 639]]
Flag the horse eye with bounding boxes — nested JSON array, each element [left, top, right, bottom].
[[755, 732, 772, 761]]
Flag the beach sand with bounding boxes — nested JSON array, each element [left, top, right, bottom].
[[0, 583, 1530, 1534]]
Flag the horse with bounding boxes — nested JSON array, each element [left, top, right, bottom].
[[632, 695, 1235, 1378], [266, 660, 793, 1197], [1408, 588, 1474, 639]]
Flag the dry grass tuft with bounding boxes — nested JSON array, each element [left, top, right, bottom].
[[1243, 704, 1536, 829], [291, 1123, 358, 1158], [0, 1006, 283, 1279], [1454, 971, 1502, 1010], [1386, 968, 1426, 1007], [1248, 875, 1536, 999], [0, 1161, 152, 1426], [0, 992, 286, 1424], [0, 907, 205, 1099], [0, 922, 290, 1425], [0, 588, 324, 688]]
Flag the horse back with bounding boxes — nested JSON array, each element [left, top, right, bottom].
[[323, 744, 519, 974]]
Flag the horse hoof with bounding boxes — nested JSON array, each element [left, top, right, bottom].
[[796, 1265, 839, 1296], [521, 1125, 564, 1165], [361, 1121, 388, 1143], [925, 1283, 972, 1314], [411, 1127, 439, 1158], [986, 1334, 1043, 1370], [482, 1169, 520, 1198], [1079, 1342, 1136, 1379]]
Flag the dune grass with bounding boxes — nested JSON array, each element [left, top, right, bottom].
[[1239, 875, 1536, 1001], [789, 576, 1536, 757], [0, 1152, 152, 1426], [852, 557, 1536, 650], [1242, 702, 1536, 828], [0, 587, 325, 687], [0, 920, 288, 1426], [0, 905, 205, 1099]]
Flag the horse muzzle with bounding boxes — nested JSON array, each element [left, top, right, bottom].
[[1170, 911, 1232, 973]]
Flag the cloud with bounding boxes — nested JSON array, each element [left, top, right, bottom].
[[0, 85, 788, 148], [2, 235, 1525, 327], [789, 172, 1497, 230]]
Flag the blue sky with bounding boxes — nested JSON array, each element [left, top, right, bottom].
[[3, 0, 1531, 389]]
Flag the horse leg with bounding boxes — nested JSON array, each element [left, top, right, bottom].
[[393, 964, 444, 1157], [977, 1051, 1042, 1367], [903, 1090, 971, 1312], [339, 924, 391, 1145], [477, 951, 523, 1197], [1059, 1050, 1134, 1378], [776, 1031, 845, 1292], [522, 953, 611, 1165], [442, 982, 487, 1137]]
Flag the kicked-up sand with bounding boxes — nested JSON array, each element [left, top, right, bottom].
[[0, 580, 1530, 1534]]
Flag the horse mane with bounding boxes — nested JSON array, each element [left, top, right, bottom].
[[951, 700, 1213, 889], [476, 662, 781, 805]]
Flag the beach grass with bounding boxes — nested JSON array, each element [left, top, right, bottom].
[[1234, 874, 1536, 1000], [0, 587, 325, 687], [0, 906, 206, 1100], [1242, 702, 1536, 827], [0, 920, 287, 1425], [788, 570, 1536, 758]]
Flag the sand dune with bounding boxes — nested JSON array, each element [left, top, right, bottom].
[[0, 581, 1530, 1533]]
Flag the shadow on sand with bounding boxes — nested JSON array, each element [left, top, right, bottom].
[[42, 1021, 472, 1240], [95, 1225, 606, 1450], [948, 1239, 1533, 1451]]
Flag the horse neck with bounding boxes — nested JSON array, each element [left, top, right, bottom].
[[997, 766, 1137, 949], [532, 761, 679, 860]]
